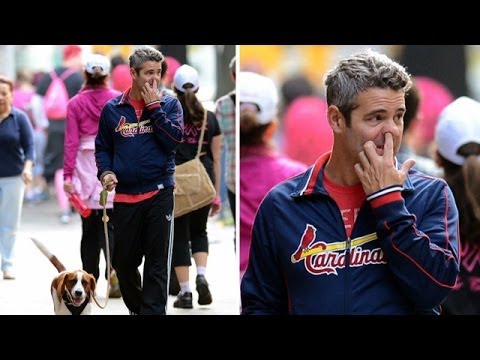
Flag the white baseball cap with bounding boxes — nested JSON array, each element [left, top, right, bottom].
[[84, 54, 110, 76], [173, 64, 199, 93], [238, 71, 278, 124], [435, 96, 480, 165]]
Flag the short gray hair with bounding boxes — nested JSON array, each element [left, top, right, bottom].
[[129, 46, 164, 73], [324, 49, 411, 124]]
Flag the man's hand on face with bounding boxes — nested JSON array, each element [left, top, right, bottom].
[[354, 133, 415, 195], [141, 79, 164, 104]]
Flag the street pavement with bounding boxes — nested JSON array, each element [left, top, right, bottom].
[[0, 194, 239, 315]]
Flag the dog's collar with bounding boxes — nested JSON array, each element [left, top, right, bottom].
[[63, 293, 90, 315]]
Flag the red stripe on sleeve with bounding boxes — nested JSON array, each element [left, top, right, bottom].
[[370, 191, 403, 208]]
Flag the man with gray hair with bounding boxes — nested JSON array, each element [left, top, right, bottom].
[[241, 50, 460, 315], [95, 45, 184, 315]]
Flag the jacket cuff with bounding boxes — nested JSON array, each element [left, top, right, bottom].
[[146, 100, 161, 110], [367, 185, 403, 209]]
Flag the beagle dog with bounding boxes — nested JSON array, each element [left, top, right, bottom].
[[51, 270, 96, 315], [31, 237, 96, 315]]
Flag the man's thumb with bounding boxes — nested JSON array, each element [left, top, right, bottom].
[[401, 158, 416, 175]]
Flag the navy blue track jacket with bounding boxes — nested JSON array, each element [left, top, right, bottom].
[[241, 153, 460, 315], [95, 91, 183, 194]]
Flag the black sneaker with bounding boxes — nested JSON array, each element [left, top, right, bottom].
[[196, 275, 212, 305], [173, 292, 193, 309]]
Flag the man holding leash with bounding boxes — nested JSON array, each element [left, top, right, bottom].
[[95, 46, 184, 315]]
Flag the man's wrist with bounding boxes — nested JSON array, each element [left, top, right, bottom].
[[100, 171, 115, 182]]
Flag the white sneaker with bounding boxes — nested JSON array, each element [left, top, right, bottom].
[[3, 271, 15, 280]]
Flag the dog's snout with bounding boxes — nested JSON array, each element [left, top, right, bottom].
[[74, 290, 83, 297]]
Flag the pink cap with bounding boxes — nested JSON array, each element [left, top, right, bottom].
[[165, 56, 181, 84], [63, 45, 82, 61], [415, 76, 454, 144], [283, 96, 333, 166], [111, 64, 131, 92]]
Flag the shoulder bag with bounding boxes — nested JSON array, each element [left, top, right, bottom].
[[174, 110, 216, 218]]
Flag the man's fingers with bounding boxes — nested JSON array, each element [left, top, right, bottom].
[[401, 158, 416, 175], [354, 163, 364, 178], [358, 150, 370, 169], [102, 175, 117, 192], [363, 141, 379, 162], [384, 133, 394, 160], [105, 183, 116, 192]]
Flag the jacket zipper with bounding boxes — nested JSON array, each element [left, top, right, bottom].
[[327, 195, 352, 314], [346, 236, 352, 252], [345, 201, 367, 314], [345, 236, 352, 313]]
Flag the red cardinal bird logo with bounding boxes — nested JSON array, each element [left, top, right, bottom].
[[291, 224, 317, 263]]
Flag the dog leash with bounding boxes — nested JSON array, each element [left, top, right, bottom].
[[91, 186, 111, 309]]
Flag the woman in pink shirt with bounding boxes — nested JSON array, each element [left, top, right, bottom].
[[63, 54, 121, 298], [239, 72, 306, 279]]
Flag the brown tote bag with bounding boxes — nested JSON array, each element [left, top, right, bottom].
[[174, 110, 216, 218]]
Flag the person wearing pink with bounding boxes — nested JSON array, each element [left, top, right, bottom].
[[63, 54, 121, 297], [111, 64, 131, 93], [407, 76, 453, 157], [239, 72, 307, 279], [283, 96, 333, 166], [36, 45, 84, 224], [163, 56, 181, 90], [13, 69, 49, 203]]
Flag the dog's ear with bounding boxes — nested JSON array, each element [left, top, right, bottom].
[[53, 273, 68, 302], [86, 273, 96, 293]]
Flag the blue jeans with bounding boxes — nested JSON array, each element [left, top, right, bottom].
[[0, 176, 25, 272]]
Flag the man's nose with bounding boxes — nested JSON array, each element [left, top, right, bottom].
[[382, 118, 401, 137]]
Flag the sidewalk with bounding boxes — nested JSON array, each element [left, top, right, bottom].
[[0, 195, 239, 315]]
